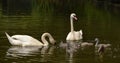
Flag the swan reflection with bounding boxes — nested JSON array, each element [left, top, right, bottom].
[[95, 45, 112, 62], [6, 46, 55, 58], [59, 40, 81, 63]]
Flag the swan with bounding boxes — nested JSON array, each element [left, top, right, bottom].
[[97, 45, 105, 54], [80, 42, 93, 47], [95, 38, 111, 48], [94, 38, 111, 54], [66, 13, 83, 41], [5, 32, 56, 47]]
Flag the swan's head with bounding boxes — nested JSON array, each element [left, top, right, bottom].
[[106, 44, 111, 47], [50, 38, 56, 45], [70, 13, 77, 20], [95, 38, 99, 46], [95, 38, 99, 42]]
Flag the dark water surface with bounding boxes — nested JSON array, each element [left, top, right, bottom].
[[0, 0, 120, 63]]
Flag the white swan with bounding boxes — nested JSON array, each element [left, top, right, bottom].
[[66, 13, 83, 41], [5, 32, 56, 47]]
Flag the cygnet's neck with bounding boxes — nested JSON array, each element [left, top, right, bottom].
[[95, 40, 99, 47]]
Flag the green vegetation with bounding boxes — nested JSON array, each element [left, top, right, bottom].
[[0, 0, 120, 40], [0, 0, 2, 17]]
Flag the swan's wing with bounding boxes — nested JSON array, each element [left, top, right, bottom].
[[66, 32, 72, 40], [66, 31, 83, 40], [11, 35, 43, 46], [75, 31, 83, 40], [79, 30, 83, 35], [11, 35, 32, 42]]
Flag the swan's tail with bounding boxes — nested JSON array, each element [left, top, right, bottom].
[[79, 30, 83, 35], [5, 32, 13, 45]]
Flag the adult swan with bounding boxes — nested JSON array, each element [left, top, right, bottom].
[[5, 32, 56, 47], [66, 13, 83, 41]]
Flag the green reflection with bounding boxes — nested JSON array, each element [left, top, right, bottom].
[[0, 0, 120, 41], [0, 0, 2, 17]]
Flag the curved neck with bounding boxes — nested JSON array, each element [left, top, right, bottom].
[[41, 33, 55, 46], [70, 17, 74, 32]]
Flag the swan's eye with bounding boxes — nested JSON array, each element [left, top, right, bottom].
[[12, 37, 18, 40], [74, 15, 76, 17], [73, 15, 77, 20]]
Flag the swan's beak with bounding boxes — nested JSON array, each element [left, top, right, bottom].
[[74, 16, 77, 20], [53, 40, 56, 45]]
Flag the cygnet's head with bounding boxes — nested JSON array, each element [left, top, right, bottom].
[[70, 13, 77, 20], [95, 38, 99, 42], [106, 44, 111, 47]]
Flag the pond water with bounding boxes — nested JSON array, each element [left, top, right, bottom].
[[0, 0, 120, 63]]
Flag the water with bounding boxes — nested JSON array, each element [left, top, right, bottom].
[[0, 0, 120, 63]]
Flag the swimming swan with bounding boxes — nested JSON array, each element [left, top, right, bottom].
[[66, 13, 83, 41], [95, 38, 111, 48], [94, 38, 112, 55], [5, 32, 56, 47], [80, 42, 93, 47]]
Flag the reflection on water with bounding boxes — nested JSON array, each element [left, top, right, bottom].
[[59, 41, 80, 63], [95, 46, 112, 62], [5, 46, 55, 62], [2, 0, 32, 15], [65, 41, 80, 63], [59, 40, 120, 63], [0, 40, 119, 63], [59, 40, 94, 63], [6, 46, 42, 57]]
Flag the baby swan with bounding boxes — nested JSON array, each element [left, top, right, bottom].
[[98, 45, 105, 54], [5, 32, 56, 47], [95, 38, 111, 54], [95, 38, 111, 48], [80, 41, 93, 47]]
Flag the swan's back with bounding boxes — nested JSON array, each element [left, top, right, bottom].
[[11, 35, 32, 42], [66, 31, 82, 41], [5, 32, 55, 46], [11, 35, 43, 46], [75, 31, 82, 40], [81, 42, 93, 46]]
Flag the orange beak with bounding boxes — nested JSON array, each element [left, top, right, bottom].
[[74, 16, 77, 20]]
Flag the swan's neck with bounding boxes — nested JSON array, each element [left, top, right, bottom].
[[95, 40, 99, 46], [41, 33, 55, 46], [70, 17, 74, 32]]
